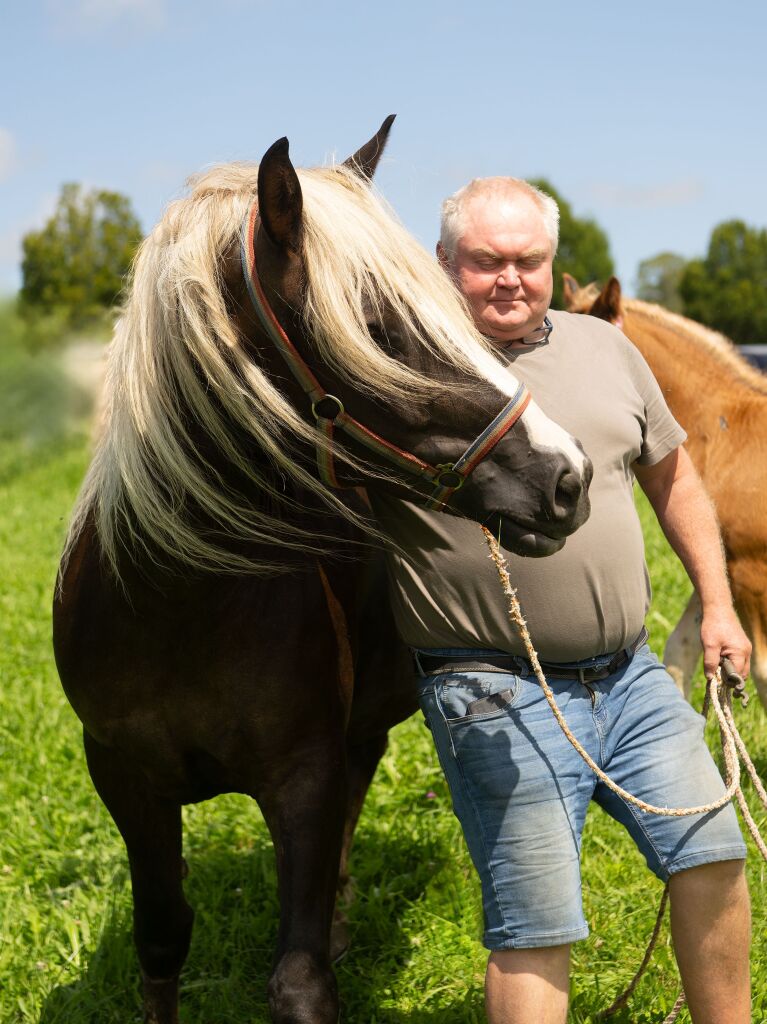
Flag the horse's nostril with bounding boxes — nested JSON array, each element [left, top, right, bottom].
[[554, 468, 583, 515]]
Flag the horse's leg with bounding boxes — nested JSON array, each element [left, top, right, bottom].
[[330, 731, 389, 961], [732, 577, 767, 711], [328, 559, 418, 962], [728, 555, 767, 710], [750, 618, 767, 711], [83, 730, 193, 1024], [664, 591, 702, 700], [255, 742, 347, 1024]]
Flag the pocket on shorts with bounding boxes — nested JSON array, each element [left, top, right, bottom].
[[435, 673, 521, 725]]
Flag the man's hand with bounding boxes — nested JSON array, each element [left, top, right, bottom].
[[700, 605, 752, 681]]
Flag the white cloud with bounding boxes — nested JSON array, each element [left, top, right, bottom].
[[48, 0, 166, 32], [587, 178, 705, 209], [0, 129, 19, 184]]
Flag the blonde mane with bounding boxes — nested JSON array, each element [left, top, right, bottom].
[[623, 298, 767, 395], [64, 162, 517, 579]]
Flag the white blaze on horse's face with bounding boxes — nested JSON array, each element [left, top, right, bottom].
[[457, 336, 589, 480], [519, 399, 589, 474]]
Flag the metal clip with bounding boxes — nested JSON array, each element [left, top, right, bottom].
[[720, 657, 749, 708]]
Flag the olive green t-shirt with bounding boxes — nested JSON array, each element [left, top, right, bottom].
[[371, 309, 686, 662]]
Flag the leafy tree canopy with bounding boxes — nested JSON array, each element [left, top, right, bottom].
[[636, 251, 686, 313], [20, 183, 142, 326], [529, 178, 614, 309], [679, 219, 767, 344]]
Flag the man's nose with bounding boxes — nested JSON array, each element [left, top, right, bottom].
[[496, 263, 520, 289]]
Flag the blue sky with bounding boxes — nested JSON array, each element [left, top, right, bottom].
[[2, 0, 766, 296]]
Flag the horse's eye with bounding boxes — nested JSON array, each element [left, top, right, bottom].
[[367, 323, 399, 353]]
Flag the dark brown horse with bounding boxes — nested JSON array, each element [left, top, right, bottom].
[[53, 118, 591, 1024]]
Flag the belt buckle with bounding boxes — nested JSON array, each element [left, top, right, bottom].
[[579, 664, 612, 684]]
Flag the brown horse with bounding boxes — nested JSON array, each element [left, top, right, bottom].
[[53, 118, 591, 1024], [564, 273, 767, 710]]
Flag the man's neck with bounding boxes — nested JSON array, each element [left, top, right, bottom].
[[487, 315, 551, 350]]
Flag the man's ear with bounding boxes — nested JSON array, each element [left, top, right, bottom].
[[436, 241, 450, 269]]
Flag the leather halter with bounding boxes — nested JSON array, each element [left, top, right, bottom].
[[240, 203, 531, 511]]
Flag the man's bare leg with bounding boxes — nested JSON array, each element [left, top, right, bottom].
[[485, 944, 570, 1024], [669, 860, 751, 1024]]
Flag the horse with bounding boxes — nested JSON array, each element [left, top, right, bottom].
[[52, 118, 592, 1024], [563, 272, 767, 711]]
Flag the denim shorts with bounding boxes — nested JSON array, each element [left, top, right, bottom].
[[414, 644, 746, 951]]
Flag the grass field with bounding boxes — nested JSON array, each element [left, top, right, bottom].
[[0, 330, 765, 1021]]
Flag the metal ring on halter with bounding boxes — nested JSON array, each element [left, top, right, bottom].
[[433, 465, 465, 491], [311, 395, 345, 422]]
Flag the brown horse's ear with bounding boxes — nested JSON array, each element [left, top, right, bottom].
[[602, 276, 623, 322], [562, 273, 580, 309], [258, 137, 303, 252], [591, 276, 623, 324], [343, 114, 396, 181]]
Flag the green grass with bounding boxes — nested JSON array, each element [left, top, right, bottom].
[[1, 389, 765, 1021]]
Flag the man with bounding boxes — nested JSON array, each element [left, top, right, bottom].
[[371, 177, 752, 1023]]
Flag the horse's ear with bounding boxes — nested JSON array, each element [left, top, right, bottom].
[[562, 273, 580, 308], [343, 114, 396, 181], [258, 137, 303, 252], [601, 276, 623, 322], [590, 276, 623, 324]]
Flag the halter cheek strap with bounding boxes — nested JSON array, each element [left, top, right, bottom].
[[240, 202, 530, 510]]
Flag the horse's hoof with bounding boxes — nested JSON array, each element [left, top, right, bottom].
[[142, 973, 180, 1024]]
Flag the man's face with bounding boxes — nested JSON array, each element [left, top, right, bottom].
[[442, 194, 554, 343]]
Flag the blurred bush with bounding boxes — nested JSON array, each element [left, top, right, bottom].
[[19, 183, 141, 334], [0, 301, 100, 482]]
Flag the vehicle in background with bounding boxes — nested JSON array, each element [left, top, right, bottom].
[[739, 345, 767, 370]]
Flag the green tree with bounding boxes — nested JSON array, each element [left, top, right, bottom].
[[636, 251, 686, 313], [20, 183, 142, 326], [679, 219, 767, 344], [529, 178, 614, 309]]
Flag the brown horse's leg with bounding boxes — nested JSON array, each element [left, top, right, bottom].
[[330, 732, 389, 962], [664, 591, 702, 700], [83, 730, 193, 1024], [256, 745, 347, 1024]]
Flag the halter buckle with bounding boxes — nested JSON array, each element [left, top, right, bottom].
[[311, 394, 345, 422], [433, 465, 465, 491]]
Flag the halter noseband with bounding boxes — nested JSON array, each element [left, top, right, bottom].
[[240, 203, 530, 511]]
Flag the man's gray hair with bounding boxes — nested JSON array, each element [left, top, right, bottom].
[[440, 177, 560, 258]]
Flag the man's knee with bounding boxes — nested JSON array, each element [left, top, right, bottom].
[[670, 858, 747, 890], [669, 858, 750, 918], [488, 943, 571, 980]]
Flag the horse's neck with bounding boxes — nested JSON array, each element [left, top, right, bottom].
[[621, 307, 767, 480], [622, 308, 766, 419]]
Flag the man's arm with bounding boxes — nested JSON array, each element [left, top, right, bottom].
[[633, 446, 751, 680]]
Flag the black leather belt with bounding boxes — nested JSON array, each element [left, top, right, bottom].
[[416, 626, 649, 684]]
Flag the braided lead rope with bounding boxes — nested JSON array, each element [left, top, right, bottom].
[[734, 786, 767, 861], [723, 703, 767, 806], [481, 527, 740, 817], [661, 989, 688, 1024], [594, 886, 670, 1021]]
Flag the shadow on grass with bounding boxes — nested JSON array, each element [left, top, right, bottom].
[[38, 823, 451, 1023]]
